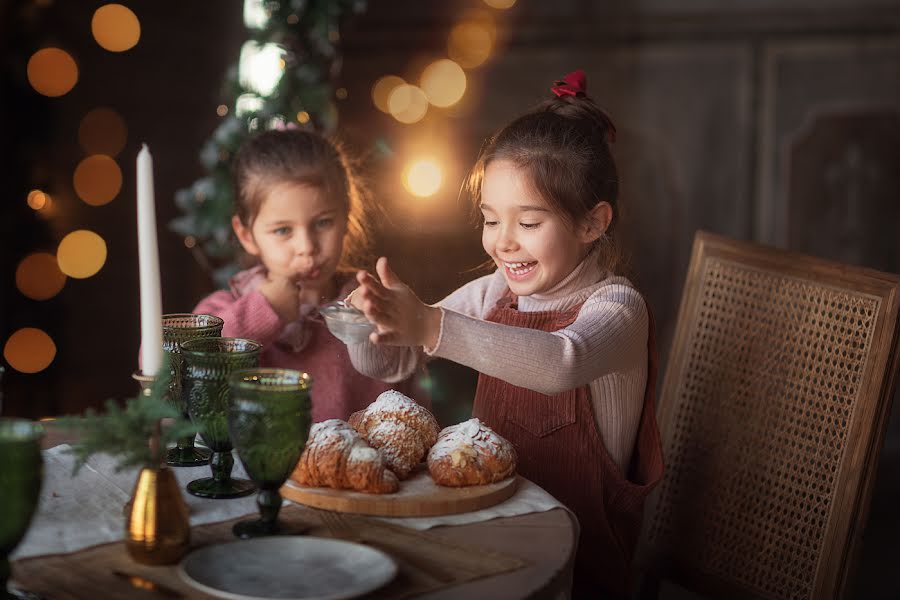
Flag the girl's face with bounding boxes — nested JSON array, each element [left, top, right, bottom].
[[234, 181, 348, 294], [480, 160, 601, 297]]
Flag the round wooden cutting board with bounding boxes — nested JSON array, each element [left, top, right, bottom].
[[280, 467, 519, 517]]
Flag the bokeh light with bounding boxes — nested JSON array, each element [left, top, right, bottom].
[[27, 190, 50, 210], [78, 107, 127, 157], [27, 48, 78, 97], [483, 0, 516, 7], [4, 328, 57, 374], [73, 155, 122, 206], [404, 158, 443, 197], [15, 253, 66, 301], [371, 75, 405, 113], [57, 230, 107, 279], [388, 84, 429, 124], [238, 41, 285, 96], [243, 0, 269, 29], [91, 4, 140, 52], [420, 59, 467, 108], [448, 18, 495, 69]]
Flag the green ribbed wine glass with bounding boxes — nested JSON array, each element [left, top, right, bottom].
[[0, 419, 43, 599], [228, 369, 312, 538], [162, 313, 224, 467], [181, 337, 261, 499]]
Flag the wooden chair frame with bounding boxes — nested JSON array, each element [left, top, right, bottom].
[[639, 231, 900, 600]]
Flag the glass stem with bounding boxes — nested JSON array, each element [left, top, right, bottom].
[[210, 451, 233, 484], [258, 489, 281, 529]]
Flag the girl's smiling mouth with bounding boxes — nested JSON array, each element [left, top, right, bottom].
[[504, 261, 537, 279]]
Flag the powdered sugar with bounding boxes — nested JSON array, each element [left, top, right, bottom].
[[309, 419, 379, 466], [429, 418, 516, 466]]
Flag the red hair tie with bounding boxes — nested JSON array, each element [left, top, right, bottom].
[[551, 69, 586, 98], [550, 69, 617, 143]]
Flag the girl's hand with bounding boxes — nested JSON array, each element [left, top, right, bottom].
[[257, 274, 301, 323], [355, 257, 441, 348]]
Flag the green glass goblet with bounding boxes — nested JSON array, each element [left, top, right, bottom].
[[228, 369, 312, 538], [162, 313, 224, 467], [0, 419, 43, 599], [181, 337, 261, 499]]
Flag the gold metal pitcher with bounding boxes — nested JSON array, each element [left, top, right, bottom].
[[125, 465, 190, 565]]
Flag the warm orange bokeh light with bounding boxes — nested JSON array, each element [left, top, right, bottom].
[[92, 4, 141, 52], [403, 158, 443, 198], [57, 230, 107, 279], [27, 190, 49, 210], [388, 84, 429, 124], [16, 253, 67, 301], [420, 59, 467, 108], [27, 48, 78, 97], [483, 0, 516, 8], [73, 155, 122, 206], [79, 108, 127, 157], [4, 328, 57, 374], [371, 75, 406, 114], [448, 15, 495, 69]]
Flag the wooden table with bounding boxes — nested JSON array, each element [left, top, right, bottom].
[[14, 428, 577, 599]]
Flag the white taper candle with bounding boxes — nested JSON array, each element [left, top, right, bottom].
[[137, 144, 164, 375]]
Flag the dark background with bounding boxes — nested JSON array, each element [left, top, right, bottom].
[[2, 0, 899, 596]]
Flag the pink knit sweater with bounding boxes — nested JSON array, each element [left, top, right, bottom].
[[193, 268, 427, 423]]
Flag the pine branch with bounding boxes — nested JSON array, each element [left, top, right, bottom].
[[57, 369, 197, 474]]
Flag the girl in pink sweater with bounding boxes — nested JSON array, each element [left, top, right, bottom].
[[347, 72, 663, 599], [193, 129, 426, 423]]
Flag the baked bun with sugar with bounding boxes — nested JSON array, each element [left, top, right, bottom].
[[427, 418, 517, 487], [291, 419, 399, 494], [349, 390, 440, 480]]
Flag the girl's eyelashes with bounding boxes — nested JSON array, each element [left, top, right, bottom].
[[481, 220, 541, 229], [272, 226, 291, 236], [314, 217, 334, 229]]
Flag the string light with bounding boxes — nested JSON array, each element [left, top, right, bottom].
[[403, 158, 443, 197], [420, 59, 466, 108], [91, 4, 141, 52], [27, 48, 78, 97]]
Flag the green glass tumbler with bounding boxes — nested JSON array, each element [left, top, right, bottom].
[[0, 419, 43, 599], [181, 337, 261, 499], [162, 313, 224, 467], [228, 369, 312, 538]]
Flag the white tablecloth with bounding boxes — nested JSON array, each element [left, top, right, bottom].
[[14, 444, 567, 560]]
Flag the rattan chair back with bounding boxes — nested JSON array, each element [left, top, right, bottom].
[[640, 231, 900, 600]]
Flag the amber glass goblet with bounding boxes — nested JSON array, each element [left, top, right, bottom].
[[228, 369, 312, 538], [181, 337, 261, 499], [162, 313, 224, 467], [0, 419, 43, 599]]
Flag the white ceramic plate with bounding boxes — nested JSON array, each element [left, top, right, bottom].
[[177, 536, 397, 600]]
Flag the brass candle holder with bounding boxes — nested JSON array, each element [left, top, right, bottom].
[[126, 371, 190, 565]]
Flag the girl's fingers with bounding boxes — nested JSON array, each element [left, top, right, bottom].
[[375, 257, 403, 289]]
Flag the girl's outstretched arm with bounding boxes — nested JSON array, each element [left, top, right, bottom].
[[354, 257, 442, 349]]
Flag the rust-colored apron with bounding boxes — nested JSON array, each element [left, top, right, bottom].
[[472, 294, 664, 599]]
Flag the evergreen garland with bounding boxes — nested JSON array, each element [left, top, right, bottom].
[[170, 0, 366, 287], [58, 368, 198, 474]]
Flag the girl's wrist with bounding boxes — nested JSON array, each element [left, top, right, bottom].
[[421, 305, 442, 350]]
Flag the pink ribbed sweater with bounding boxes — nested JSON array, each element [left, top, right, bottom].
[[347, 254, 649, 471]]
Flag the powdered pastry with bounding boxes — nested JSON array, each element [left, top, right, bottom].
[[291, 419, 399, 494], [427, 418, 517, 487], [349, 390, 439, 479]]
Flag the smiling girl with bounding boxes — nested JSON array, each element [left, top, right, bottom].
[[192, 129, 427, 422], [345, 71, 663, 599]]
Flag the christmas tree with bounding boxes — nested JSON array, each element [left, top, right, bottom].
[[170, 0, 366, 287]]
